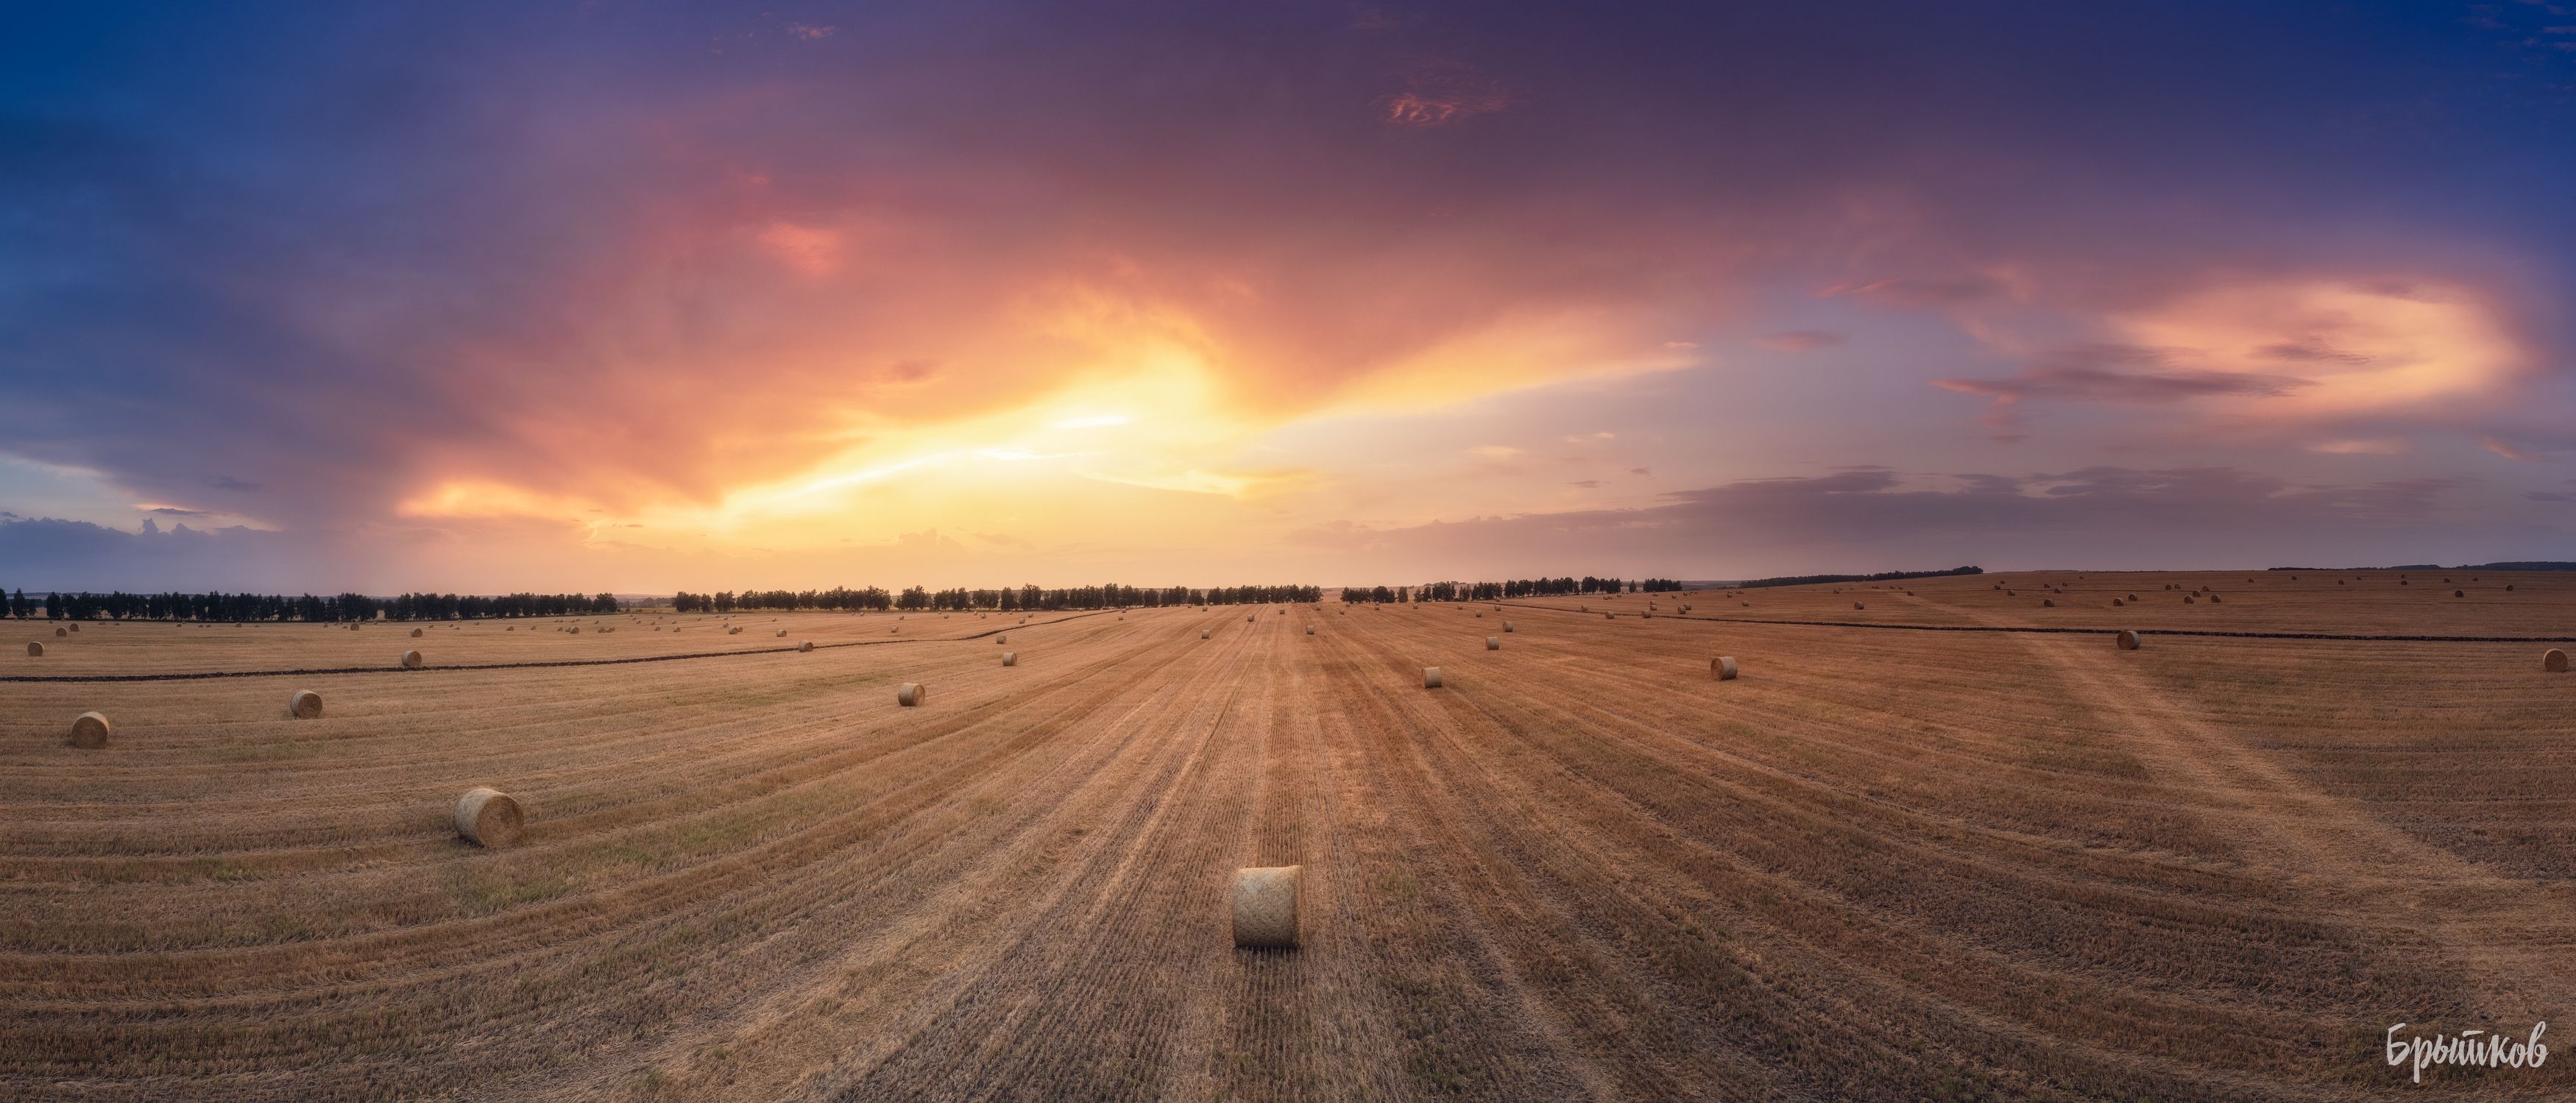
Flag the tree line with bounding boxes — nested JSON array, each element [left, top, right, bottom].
[[1, 589, 620, 622], [1365, 577, 1634, 603], [674, 584, 1326, 614]]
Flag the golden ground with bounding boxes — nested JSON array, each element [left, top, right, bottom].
[[3, 575, 2572, 1099]]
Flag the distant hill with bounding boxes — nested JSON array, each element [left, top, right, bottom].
[[2270, 562, 2576, 572]]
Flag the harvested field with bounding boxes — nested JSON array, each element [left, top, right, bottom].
[[4, 578, 2575, 1099]]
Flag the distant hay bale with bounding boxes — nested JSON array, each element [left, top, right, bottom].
[[1485, 636, 1500, 650], [1423, 667, 1443, 689], [453, 787, 524, 848], [69, 711, 111, 748], [2455, 589, 2465, 597], [2127, 593, 2139, 601], [997, 634, 1008, 644], [1201, 629, 1211, 639], [1475, 612, 1483, 617], [1002, 652, 1016, 666], [1853, 602, 1865, 610], [54, 626, 66, 637], [2209, 595, 2222, 603], [2546, 648, 2569, 673], [1711, 656, 1738, 680], [1503, 622, 1515, 632], [2042, 599, 2055, 607], [26, 641, 43, 656], [776, 629, 787, 637], [400, 649, 423, 669], [1306, 625, 1314, 635], [287, 689, 323, 720], [2508, 584, 2516, 592], [798, 640, 814, 653], [569, 626, 580, 634], [2111, 598, 2124, 607], [410, 628, 422, 637], [1246, 615, 1253, 623], [897, 682, 927, 706], [1605, 613, 1615, 620], [1232, 865, 1302, 949], [2184, 596, 2195, 604], [2116, 630, 2141, 650]]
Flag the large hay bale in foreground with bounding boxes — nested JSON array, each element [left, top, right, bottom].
[[1485, 636, 1501, 650], [798, 640, 814, 653], [1232, 865, 1302, 948], [287, 689, 323, 720], [2116, 630, 2142, 650], [897, 682, 927, 706], [25, 642, 41, 656], [454, 787, 524, 848], [400, 650, 423, 669], [2546, 648, 2569, 673], [1002, 652, 1016, 666], [69, 711, 111, 748], [1423, 667, 1443, 689], [1712, 656, 1738, 681]]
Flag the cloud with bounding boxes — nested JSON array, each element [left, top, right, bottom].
[[1295, 466, 2493, 577], [1841, 274, 2012, 308], [1568, 479, 1602, 489], [1752, 330, 1847, 352], [1381, 62, 1514, 127], [785, 23, 837, 40]]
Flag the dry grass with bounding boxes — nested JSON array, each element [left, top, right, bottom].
[[2, 584, 2573, 1099]]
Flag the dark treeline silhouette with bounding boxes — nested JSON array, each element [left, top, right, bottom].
[[0, 589, 618, 622], [1735, 565, 1983, 589], [1379, 577, 1628, 603], [674, 584, 1323, 614]]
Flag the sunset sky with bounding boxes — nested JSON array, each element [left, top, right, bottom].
[[5, 2, 2575, 592]]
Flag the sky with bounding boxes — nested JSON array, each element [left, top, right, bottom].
[[4, 1, 2575, 593]]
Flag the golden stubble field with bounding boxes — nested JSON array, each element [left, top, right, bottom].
[[4, 572, 2573, 1100]]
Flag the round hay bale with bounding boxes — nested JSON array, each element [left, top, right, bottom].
[[2208, 595, 2222, 603], [68, 711, 111, 748], [1853, 602, 1865, 610], [2127, 593, 2139, 601], [286, 689, 323, 719], [1245, 615, 1254, 623], [1712, 656, 1738, 681], [1605, 613, 1615, 620], [2111, 598, 2124, 607], [54, 626, 67, 637], [2546, 648, 2569, 673], [997, 634, 1008, 644], [1423, 667, 1443, 689], [2453, 589, 2464, 597], [1475, 612, 1483, 617], [410, 627, 423, 637], [2184, 596, 2195, 604], [2116, 630, 2142, 650], [798, 640, 814, 653], [2508, 584, 2516, 592], [454, 787, 523, 848], [1200, 629, 1211, 639], [776, 629, 787, 637], [1485, 636, 1501, 650], [1306, 625, 1314, 635], [1232, 865, 1302, 948], [1002, 652, 1016, 666], [1503, 622, 1515, 632], [897, 682, 927, 706], [2042, 598, 2055, 607], [400, 649, 423, 669], [26, 641, 42, 656]]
